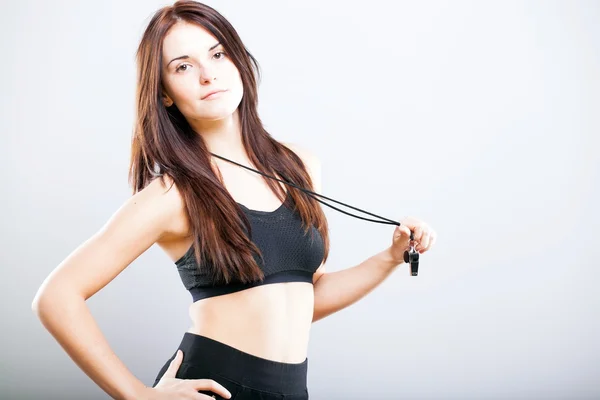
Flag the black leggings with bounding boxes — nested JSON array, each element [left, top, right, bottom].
[[152, 332, 309, 399]]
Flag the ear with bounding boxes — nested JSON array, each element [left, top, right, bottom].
[[162, 93, 173, 107]]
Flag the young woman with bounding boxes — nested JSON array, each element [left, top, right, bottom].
[[32, 1, 436, 399]]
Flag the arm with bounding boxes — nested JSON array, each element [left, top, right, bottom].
[[282, 142, 405, 323], [309, 152, 404, 321], [31, 176, 186, 400], [312, 247, 401, 322]]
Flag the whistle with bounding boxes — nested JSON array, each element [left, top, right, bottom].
[[403, 231, 419, 276]]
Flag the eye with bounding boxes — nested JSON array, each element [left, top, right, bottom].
[[213, 51, 226, 60], [175, 63, 191, 73]]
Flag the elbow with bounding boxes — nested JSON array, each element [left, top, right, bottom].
[[32, 278, 55, 315], [31, 283, 81, 318], [32, 284, 45, 314], [32, 274, 55, 315], [31, 288, 53, 317]]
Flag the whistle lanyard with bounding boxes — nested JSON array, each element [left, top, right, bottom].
[[210, 152, 420, 276]]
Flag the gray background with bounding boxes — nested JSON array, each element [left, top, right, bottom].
[[2, 0, 598, 399]]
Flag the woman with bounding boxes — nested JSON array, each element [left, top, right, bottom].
[[31, 1, 436, 399]]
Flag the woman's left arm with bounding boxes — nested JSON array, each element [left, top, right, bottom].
[[312, 215, 436, 322], [312, 246, 403, 323], [282, 142, 436, 323]]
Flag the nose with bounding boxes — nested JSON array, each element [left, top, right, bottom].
[[199, 66, 217, 84]]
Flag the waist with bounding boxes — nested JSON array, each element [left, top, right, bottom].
[[177, 331, 308, 395], [187, 282, 314, 363]]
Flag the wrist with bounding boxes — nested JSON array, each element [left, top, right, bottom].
[[380, 247, 405, 269], [127, 385, 151, 400]]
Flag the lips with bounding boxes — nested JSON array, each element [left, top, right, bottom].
[[201, 89, 227, 100]]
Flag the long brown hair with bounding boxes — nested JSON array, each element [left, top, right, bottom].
[[128, 0, 330, 285]]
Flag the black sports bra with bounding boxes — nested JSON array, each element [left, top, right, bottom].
[[174, 152, 419, 302], [175, 190, 325, 302]]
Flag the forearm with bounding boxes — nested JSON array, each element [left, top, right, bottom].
[[312, 247, 403, 322], [32, 289, 147, 400]]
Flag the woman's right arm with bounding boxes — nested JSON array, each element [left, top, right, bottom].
[[31, 177, 185, 400]]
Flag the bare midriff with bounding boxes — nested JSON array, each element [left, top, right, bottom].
[[186, 282, 314, 364]]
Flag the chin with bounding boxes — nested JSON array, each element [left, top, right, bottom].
[[196, 109, 237, 121], [195, 110, 235, 121], [199, 101, 241, 120]]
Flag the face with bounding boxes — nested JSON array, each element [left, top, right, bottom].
[[161, 21, 243, 122]]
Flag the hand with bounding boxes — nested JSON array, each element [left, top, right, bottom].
[[389, 216, 437, 264], [141, 350, 232, 399]]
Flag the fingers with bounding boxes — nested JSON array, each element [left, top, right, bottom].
[[190, 379, 232, 399], [429, 231, 437, 249], [163, 349, 183, 378], [196, 394, 219, 400], [159, 350, 232, 399], [412, 225, 424, 246], [395, 224, 411, 238], [418, 229, 430, 252], [402, 217, 436, 254], [417, 229, 437, 253]]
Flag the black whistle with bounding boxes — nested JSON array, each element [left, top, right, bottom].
[[403, 231, 419, 276]]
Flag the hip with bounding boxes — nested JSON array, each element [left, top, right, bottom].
[[153, 331, 309, 399]]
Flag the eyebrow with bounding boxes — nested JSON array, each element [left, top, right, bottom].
[[166, 42, 222, 68]]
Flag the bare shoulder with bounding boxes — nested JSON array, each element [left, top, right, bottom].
[[129, 175, 186, 231], [281, 142, 322, 193], [142, 175, 190, 239], [32, 175, 189, 303], [281, 142, 320, 168]]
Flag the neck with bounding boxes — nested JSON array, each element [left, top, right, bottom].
[[190, 109, 247, 162]]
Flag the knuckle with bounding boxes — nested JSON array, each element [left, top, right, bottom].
[[198, 379, 215, 390], [196, 378, 209, 387]]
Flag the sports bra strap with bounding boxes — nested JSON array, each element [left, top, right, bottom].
[[210, 152, 401, 227]]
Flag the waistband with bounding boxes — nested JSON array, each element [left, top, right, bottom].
[[178, 332, 308, 394]]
